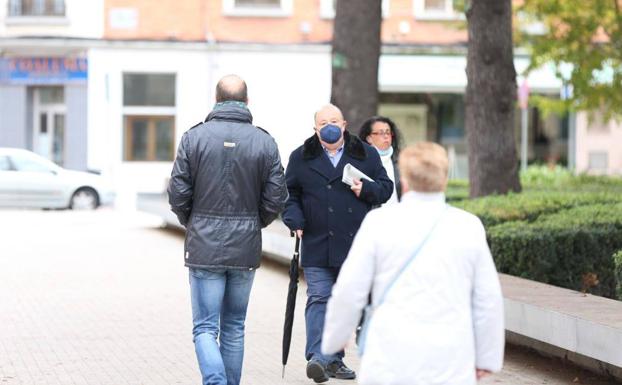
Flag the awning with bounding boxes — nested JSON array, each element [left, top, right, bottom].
[[379, 54, 563, 94]]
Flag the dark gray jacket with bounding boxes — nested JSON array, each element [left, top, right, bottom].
[[168, 102, 288, 270]]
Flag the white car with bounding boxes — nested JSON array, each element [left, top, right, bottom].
[[0, 148, 115, 210]]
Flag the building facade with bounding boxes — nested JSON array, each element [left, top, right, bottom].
[[1, 0, 618, 208]]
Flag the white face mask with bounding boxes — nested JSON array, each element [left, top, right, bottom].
[[376, 145, 394, 158]]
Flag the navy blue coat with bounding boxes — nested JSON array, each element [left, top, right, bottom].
[[283, 131, 393, 268]]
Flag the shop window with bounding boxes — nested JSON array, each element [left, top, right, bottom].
[[223, 0, 293, 17], [437, 95, 465, 145], [8, 0, 65, 17], [413, 0, 462, 20], [320, 0, 390, 18], [123, 73, 176, 162], [38, 86, 64, 104], [124, 116, 175, 162]]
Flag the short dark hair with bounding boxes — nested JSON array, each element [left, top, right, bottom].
[[215, 78, 248, 103], [358, 115, 402, 159]]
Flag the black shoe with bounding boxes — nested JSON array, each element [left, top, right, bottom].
[[326, 361, 356, 380], [306, 360, 329, 383]]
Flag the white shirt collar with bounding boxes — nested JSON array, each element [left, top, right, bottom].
[[401, 190, 446, 204], [321, 143, 344, 155]]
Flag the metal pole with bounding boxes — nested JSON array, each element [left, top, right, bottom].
[[521, 107, 528, 171], [568, 112, 576, 172]]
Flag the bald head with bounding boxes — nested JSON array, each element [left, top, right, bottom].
[[216, 75, 248, 103], [314, 104, 345, 128]]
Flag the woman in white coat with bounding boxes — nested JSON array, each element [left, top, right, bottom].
[[322, 142, 504, 385]]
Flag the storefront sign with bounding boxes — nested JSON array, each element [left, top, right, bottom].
[[0, 57, 88, 85]]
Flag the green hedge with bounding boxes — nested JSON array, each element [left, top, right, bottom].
[[615, 250, 622, 300], [454, 191, 622, 227], [488, 203, 622, 298], [446, 179, 469, 202], [520, 165, 622, 191]]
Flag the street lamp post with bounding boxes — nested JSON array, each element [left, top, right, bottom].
[[518, 79, 530, 172]]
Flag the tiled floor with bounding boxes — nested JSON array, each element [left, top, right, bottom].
[[0, 210, 617, 385]]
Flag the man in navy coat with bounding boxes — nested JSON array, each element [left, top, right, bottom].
[[283, 104, 393, 383]]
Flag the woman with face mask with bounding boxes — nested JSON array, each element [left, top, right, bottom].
[[359, 116, 402, 205]]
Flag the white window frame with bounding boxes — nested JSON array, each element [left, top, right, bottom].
[[320, 0, 390, 19], [413, 0, 463, 21], [222, 0, 293, 18]]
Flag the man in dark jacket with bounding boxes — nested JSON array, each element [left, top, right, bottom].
[[283, 104, 393, 383], [168, 75, 288, 385]]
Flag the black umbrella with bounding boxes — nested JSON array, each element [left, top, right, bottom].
[[282, 233, 301, 378]]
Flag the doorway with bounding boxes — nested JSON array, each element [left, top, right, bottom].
[[33, 87, 66, 166]]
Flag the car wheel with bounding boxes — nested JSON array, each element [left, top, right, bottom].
[[70, 188, 100, 210]]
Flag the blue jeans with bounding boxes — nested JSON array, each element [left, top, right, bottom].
[[304, 266, 344, 365], [189, 268, 256, 385]]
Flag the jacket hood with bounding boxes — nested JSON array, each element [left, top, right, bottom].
[[205, 101, 253, 124], [302, 130, 367, 161]]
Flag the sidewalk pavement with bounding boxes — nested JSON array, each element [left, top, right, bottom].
[[0, 210, 617, 385]]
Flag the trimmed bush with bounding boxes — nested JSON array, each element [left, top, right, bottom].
[[446, 179, 469, 202], [488, 203, 622, 298], [454, 191, 622, 227], [615, 250, 622, 300], [520, 165, 573, 189]]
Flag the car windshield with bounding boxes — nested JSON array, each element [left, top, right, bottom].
[[11, 154, 56, 173]]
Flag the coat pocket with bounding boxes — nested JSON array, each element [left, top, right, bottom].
[[185, 214, 224, 264], [219, 216, 262, 266]]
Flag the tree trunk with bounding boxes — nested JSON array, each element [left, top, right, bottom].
[[466, 0, 521, 197], [331, 0, 382, 131]]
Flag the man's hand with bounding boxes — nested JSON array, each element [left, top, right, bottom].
[[351, 178, 362, 198], [295, 229, 303, 238], [476, 369, 491, 381]]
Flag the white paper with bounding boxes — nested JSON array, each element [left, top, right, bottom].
[[342, 163, 374, 187]]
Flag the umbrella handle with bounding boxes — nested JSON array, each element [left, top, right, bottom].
[[294, 236, 300, 256]]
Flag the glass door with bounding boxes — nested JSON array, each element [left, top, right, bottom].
[[33, 87, 66, 166]]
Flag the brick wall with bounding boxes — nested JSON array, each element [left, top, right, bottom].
[[104, 0, 468, 45], [105, 0, 206, 40]]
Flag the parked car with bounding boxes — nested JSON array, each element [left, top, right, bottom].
[[0, 148, 115, 210]]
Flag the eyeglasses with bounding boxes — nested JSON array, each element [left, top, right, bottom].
[[370, 130, 392, 137]]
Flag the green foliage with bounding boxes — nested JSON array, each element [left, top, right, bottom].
[[615, 250, 622, 300], [455, 190, 622, 227], [518, 0, 622, 119], [519, 164, 574, 189], [451, 169, 622, 299], [488, 203, 622, 298], [446, 179, 469, 202]]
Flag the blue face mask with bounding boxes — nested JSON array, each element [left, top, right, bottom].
[[319, 124, 342, 144], [376, 145, 394, 158]]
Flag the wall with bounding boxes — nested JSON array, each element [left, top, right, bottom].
[[104, 0, 205, 40], [87, 43, 330, 208], [102, 0, 467, 45], [575, 112, 622, 175], [65, 84, 88, 170], [0, 85, 27, 148]]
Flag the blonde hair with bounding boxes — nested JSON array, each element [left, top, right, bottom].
[[398, 142, 449, 192]]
